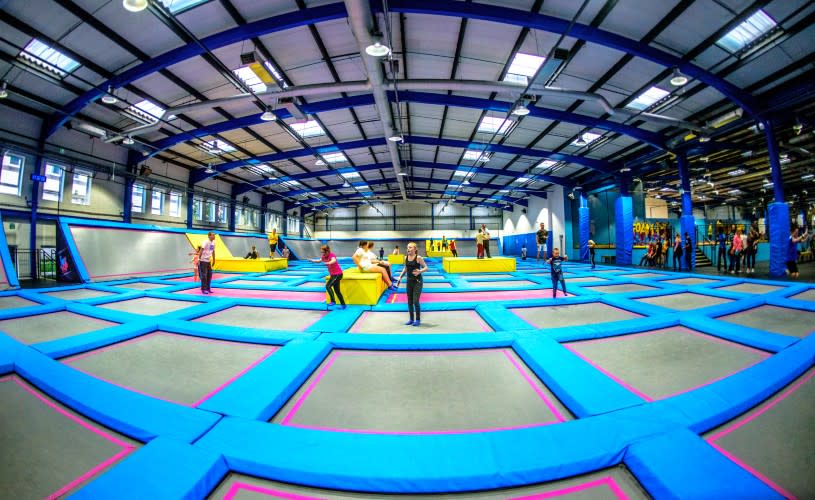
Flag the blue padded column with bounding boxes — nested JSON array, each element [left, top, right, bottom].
[[615, 184, 633, 266], [677, 154, 696, 269], [764, 120, 785, 203], [578, 193, 589, 262], [228, 200, 236, 232], [768, 202, 790, 278]]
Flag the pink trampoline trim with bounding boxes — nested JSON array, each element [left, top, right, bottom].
[[350, 310, 492, 333], [705, 369, 814, 499], [223, 482, 322, 500], [509, 476, 628, 499], [392, 289, 570, 303], [279, 349, 566, 433], [176, 288, 326, 302], [4, 376, 135, 499], [168, 273, 235, 282]]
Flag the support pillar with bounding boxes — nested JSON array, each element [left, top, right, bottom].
[[615, 178, 633, 265], [578, 193, 590, 262], [354, 206, 359, 232], [259, 208, 266, 234], [227, 200, 236, 232], [764, 119, 789, 278], [677, 154, 696, 270], [29, 157, 44, 279]]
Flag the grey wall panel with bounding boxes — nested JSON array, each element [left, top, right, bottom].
[[282, 239, 324, 260], [71, 226, 193, 280], [220, 235, 268, 258]]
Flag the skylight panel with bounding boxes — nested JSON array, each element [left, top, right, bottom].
[[504, 53, 545, 84], [253, 163, 278, 175], [264, 61, 289, 89], [290, 120, 325, 138], [161, 0, 208, 14], [125, 99, 166, 124], [19, 39, 80, 77], [463, 150, 490, 162], [511, 177, 531, 185], [478, 116, 513, 135], [572, 131, 602, 146], [534, 160, 558, 170], [452, 169, 473, 178], [202, 139, 236, 154], [233, 66, 266, 93], [717, 10, 777, 53], [626, 86, 670, 111], [316, 153, 347, 165], [280, 179, 303, 189], [339, 170, 360, 180]]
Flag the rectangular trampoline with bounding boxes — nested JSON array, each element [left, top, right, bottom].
[[192, 305, 326, 331], [350, 310, 493, 334], [391, 289, 569, 303], [510, 303, 642, 329], [0, 311, 118, 345]]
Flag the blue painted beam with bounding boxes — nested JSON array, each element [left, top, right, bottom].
[[45, 3, 349, 138], [387, 0, 758, 116]]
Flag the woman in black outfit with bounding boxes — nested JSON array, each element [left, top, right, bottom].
[[683, 232, 692, 271], [397, 242, 428, 327]]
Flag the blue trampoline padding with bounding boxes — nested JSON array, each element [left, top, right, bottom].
[[198, 339, 331, 421], [0, 301, 64, 321], [599, 294, 675, 317], [680, 315, 797, 353], [625, 428, 782, 499], [79, 290, 146, 306], [768, 202, 790, 278], [0, 212, 20, 288], [195, 412, 679, 493], [34, 322, 157, 360], [17, 289, 64, 304], [160, 298, 236, 321], [513, 335, 645, 417], [578, 206, 590, 262], [0, 333, 22, 375], [615, 196, 633, 266], [475, 304, 536, 332], [306, 307, 361, 333], [14, 347, 220, 443], [544, 314, 680, 343], [65, 301, 153, 325], [158, 319, 309, 345], [766, 295, 815, 314], [320, 332, 516, 351], [72, 437, 228, 500], [651, 334, 815, 433]]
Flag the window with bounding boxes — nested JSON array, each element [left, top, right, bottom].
[[290, 120, 325, 138], [477, 116, 512, 135], [161, 0, 208, 13], [169, 192, 182, 217], [71, 169, 92, 205], [504, 53, 546, 85], [251, 209, 259, 227], [217, 203, 228, 223], [205, 201, 215, 222], [316, 152, 347, 165], [0, 153, 25, 196], [463, 150, 490, 162], [717, 10, 777, 53], [235, 207, 245, 226], [131, 184, 146, 213], [19, 39, 80, 78], [233, 67, 266, 93], [125, 99, 168, 124], [151, 189, 164, 215], [193, 199, 203, 220], [42, 163, 64, 202], [626, 86, 670, 111]]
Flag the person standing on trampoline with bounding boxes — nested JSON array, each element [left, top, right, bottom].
[[198, 231, 216, 294], [588, 238, 596, 269], [481, 224, 492, 258], [476, 228, 485, 259], [672, 233, 683, 271], [189, 246, 201, 281], [392, 245, 400, 255], [786, 225, 809, 278], [311, 245, 346, 310], [547, 247, 568, 298], [536, 222, 548, 262], [683, 232, 693, 271], [397, 242, 428, 326], [716, 230, 728, 272], [449, 239, 458, 257], [268, 228, 278, 257]]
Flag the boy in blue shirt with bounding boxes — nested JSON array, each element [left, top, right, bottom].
[[547, 247, 568, 298], [717, 231, 728, 272]]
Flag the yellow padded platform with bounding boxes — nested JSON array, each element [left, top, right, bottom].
[[326, 267, 387, 305], [185, 233, 234, 258], [214, 258, 288, 272], [387, 254, 405, 265], [442, 256, 516, 273], [427, 250, 454, 257]]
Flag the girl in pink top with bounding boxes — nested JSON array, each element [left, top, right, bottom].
[[310, 245, 346, 309], [730, 228, 744, 274]]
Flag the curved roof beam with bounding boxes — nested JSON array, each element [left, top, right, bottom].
[[386, 0, 759, 116], [44, 2, 349, 138]]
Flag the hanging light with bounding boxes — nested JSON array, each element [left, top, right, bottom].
[[342, 180, 350, 188], [574, 134, 587, 147], [315, 159, 326, 166], [122, 135, 134, 145], [511, 97, 531, 116], [122, 0, 148, 12], [388, 134, 404, 142], [260, 107, 276, 121], [205, 164, 215, 174], [101, 85, 117, 104], [0, 81, 8, 99], [670, 68, 688, 86], [365, 36, 391, 57]]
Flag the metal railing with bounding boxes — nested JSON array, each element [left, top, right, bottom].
[[9, 248, 57, 280]]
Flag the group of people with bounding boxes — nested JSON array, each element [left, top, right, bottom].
[[427, 236, 458, 256], [475, 224, 492, 259], [635, 232, 694, 272], [716, 223, 760, 274]]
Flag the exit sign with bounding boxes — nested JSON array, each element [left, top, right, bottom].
[[30, 174, 47, 182]]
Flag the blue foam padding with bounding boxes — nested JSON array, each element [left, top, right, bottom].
[[198, 339, 331, 420], [475, 303, 536, 332], [766, 295, 815, 314], [767, 202, 790, 278], [0, 212, 20, 288], [0, 301, 64, 320], [79, 290, 146, 306], [624, 428, 782, 499], [680, 315, 797, 353], [158, 319, 310, 345], [599, 294, 674, 317], [306, 307, 362, 333], [544, 314, 680, 343], [194, 412, 676, 493], [72, 437, 228, 500], [578, 206, 590, 262], [17, 289, 65, 304], [777, 283, 813, 299], [700, 295, 765, 317], [321, 332, 515, 350], [14, 347, 220, 443], [614, 196, 633, 265], [34, 322, 158, 359], [0, 333, 21, 374], [165, 298, 237, 321], [513, 335, 645, 417], [65, 302, 150, 324]]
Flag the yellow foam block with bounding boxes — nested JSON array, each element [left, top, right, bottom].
[[325, 267, 387, 305], [214, 258, 288, 272], [427, 250, 454, 257], [185, 234, 235, 258], [387, 254, 405, 265], [442, 257, 516, 273]]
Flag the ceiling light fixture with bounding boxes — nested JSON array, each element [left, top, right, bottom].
[[260, 107, 276, 121], [122, 0, 149, 12], [101, 86, 117, 104], [670, 68, 688, 86], [620, 166, 631, 173], [698, 135, 711, 143], [342, 180, 350, 188], [365, 36, 391, 57], [0, 81, 8, 99], [574, 134, 587, 147], [205, 164, 215, 174], [397, 172, 408, 176], [388, 134, 404, 142], [315, 159, 326, 166], [511, 98, 530, 116], [122, 135, 134, 145]]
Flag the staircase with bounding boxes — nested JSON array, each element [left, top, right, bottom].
[[695, 248, 713, 268]]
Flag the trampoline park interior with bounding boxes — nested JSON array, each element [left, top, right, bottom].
[[2, 1, 815, 499]]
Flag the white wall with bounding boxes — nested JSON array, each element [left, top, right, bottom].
[[645, 197, 669, 218], [503, 191, 566, 237]]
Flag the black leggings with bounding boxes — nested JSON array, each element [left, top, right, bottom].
[[326, 274, 345, 305], [589, 249, 595, 267], [199, 261, 212, 291], [552, 272, 566, 297], [673, 251, 683, 271], [745, 247, 756, 268], [717, 247, 728, 270], [406, 279, 423, 321]]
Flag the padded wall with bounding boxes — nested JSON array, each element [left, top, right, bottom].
[[281, 238, 323, 260], [615, 196, 633, 265], [0, 212, 18, 289], [579, 206, 590, 262], [768, 202, 790, 278], [221, 236, 269, 258]]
